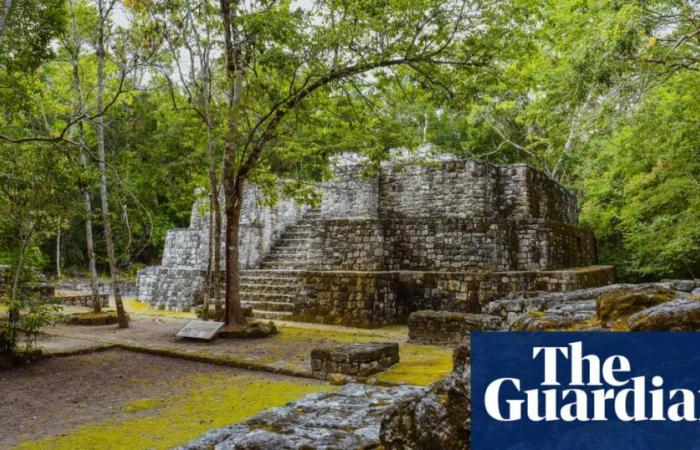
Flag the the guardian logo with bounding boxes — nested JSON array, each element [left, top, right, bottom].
[[484, 341, 700, 423], [471, 333, 700, 449]]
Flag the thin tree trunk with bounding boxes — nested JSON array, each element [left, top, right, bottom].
[[96, 0, 127, 328], [55, 220, 61, 278], [0, 0, 11, 44], [10, 236, 28, 302], [206, 125, 223, 317], [68, 0, 100, 313], [81, 148, 101, 313], [9, 235, 29, 349]]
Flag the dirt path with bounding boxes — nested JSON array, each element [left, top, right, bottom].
[[0, 349, 324, 449]]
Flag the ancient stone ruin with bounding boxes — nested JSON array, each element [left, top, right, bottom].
[[137, 153, 614, 327]]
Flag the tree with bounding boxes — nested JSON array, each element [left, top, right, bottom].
[[152, 0, 225, 318], [0, 143, 76, 355], [94, 0, 129, 327], [213, 0, 498, 327], [64, 0, 102, 312]]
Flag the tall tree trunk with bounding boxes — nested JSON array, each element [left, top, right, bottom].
[[69, 0, 101, 313], [96, 0, 127, 328], [220, 0, 245, 327]]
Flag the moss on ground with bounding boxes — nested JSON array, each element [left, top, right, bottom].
[[123, 299, 195, 319], [276, 323, 453, 386], [376, 344, 453, 386], [18, 373, 332, 450]]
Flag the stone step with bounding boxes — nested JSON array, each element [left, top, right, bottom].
[[240, 275, 299, 285], [260, 261, 304, 269], [252, 310, 293, 320], [241, 301, 295, 312], [240, 292, 296, 303], [243, 269, 306, 278], [264, 252, 307, 259], [240, 283, 297, 294], [276, 238, 311, 245], [280, 232, 312, 239]]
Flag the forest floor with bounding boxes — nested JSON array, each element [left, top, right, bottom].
[[1, 299, 453, 448], [38, 299, 453, 386], [1, 349, 329, 449]]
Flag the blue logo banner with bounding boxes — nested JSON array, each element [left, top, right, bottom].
[[471, 332, 700, 450]]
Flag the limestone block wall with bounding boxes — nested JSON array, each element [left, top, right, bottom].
[[499, 165, 578, 223], [383, 219, 512, 271], [295, 272, 398, 327], [321, 164, 379, 219], [291, 266, 615, 327], [378, 160, 500, 219], [136, 184, 306, 310], [313, 158, 592, 274], [319, 220, 385, 271], [515, 220, 597, 270]]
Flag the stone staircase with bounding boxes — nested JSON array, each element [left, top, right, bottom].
[[238, 208, 320, 320]]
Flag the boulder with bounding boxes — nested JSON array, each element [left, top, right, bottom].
[[380, 344, 470, 450], [628, 298, 700, 331], [596, 285, 676, 322]]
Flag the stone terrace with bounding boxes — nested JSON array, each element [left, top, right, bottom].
[[137, 154, 613, 327]]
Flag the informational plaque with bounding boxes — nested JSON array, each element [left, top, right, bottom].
[[176, 320, 225, 341]]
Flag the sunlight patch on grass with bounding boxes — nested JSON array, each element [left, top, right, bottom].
[[376, 344, 453, 386], [122, 298, 194, 319], [18, 373, 331, 450], [275, 323, 452, 386]]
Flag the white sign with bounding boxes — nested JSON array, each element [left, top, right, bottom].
[[176, 320, 224, 341]]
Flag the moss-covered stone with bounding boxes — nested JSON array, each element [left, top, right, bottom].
[[628, 299, 700, 331], [596, 286, 676, 323], [66, 311, 128, 326]]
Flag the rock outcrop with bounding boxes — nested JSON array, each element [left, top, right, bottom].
[[628, 298, 700, 331], [487, 281, 700, 332], [596, 285, 676, 322], [180, 383, 424, 450], [379, 344, 471, 450]]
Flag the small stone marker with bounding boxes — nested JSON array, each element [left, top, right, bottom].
[[311, 342, 399, 379], [176, 320, 224, 340]]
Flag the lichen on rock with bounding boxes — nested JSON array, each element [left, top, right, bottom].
[[596, 285, 676, 323], [628, 298, 700, 331]]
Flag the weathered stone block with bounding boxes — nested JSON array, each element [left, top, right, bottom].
[[311, 342, 399, 378], [408, 310, 502, 346]]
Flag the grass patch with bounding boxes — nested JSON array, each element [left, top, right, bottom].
[[376, 344, 453, 386], [123, 398, 168, 414], [122, 298, 194, 319], [18, 373, 332, 450], [276, 323, 452, 386]]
